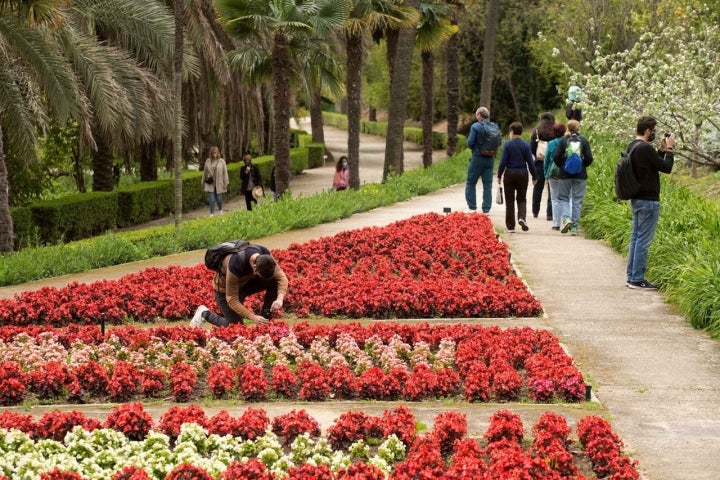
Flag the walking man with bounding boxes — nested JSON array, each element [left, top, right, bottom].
[[626, 116, 675, 289], [465, 106, 502, 213]]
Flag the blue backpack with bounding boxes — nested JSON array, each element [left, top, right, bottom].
[[563, 136, 583, 175], [477, 122, 502, 156]]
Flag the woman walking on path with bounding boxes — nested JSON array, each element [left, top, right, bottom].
[[332, 156, 349, 190], [240, 154, 262, 211], [529, 112, 555, 220], [497, 122, 537, 233], [202, 146, 229, 216], [553, 119, 594, 235], [542, 123, 567, 230]]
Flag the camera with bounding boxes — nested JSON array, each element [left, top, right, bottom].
[[664, 132, 672, 138]]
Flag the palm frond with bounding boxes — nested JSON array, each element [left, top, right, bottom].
[[0, 65, 40, 163], [71, 0, 176, 78], [228, 46, 273, 84], [0, 16, 81, 122]]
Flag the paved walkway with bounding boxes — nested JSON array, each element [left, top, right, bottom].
[[3, 122, 720, 480]]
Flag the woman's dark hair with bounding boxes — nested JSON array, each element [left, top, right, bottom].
[[553, 123, 567, 138], [536, 112, 556, 139], [336, 155, 348, 172]]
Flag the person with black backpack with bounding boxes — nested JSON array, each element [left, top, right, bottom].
[[191, 243, 288, 327], [465, 106, 502, 214], [552, 120, 594, 236], [625, 115, 675, 290]]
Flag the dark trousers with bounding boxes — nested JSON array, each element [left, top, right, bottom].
[[531, 161, 552, 218], [206, 277, 279, 327], [503, 171, 529, 230], [244, 190, 257, 211]]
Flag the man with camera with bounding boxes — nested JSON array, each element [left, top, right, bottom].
[[625, 116, 675, 290]]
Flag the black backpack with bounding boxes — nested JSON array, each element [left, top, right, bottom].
[[614, 140, 644, 200], [204, 240, 250, 272]]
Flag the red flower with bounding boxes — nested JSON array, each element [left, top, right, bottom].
[[158, 405, 208, 440], [271, 409, 320, 445], [207, 363, 236, 398], [237, 407, 270, 440], [35, 410, 101, 442], [169, 362, 197, 402], [238, 364, 268, 401], [164, 463, 213, 480], [0, 361, 29, 405], [221, 459, 275, 480], [104, 403, 153, 441]]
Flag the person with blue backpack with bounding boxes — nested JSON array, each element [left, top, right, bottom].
[[552, 119, 594, 235], [465, 106, 502, 214]]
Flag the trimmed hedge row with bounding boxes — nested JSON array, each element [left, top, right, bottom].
[[10, 148, 309, 248]]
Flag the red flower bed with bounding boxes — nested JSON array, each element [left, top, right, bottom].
[[0, 213, 541, 327]]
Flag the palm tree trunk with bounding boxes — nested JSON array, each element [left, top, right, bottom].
[[480, 0, 500, 107], [92, 135, 115, 192], [445, 13, 459, 157], [421, 50, 434, 168], [272, 32, 292, 196], [0, 126, 14, 252], [346, 31, 363, 190], [173, 0, 184, 227], [383, 0, 420, 179], [310, 87, 324, 143]]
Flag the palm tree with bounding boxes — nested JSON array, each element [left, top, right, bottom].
[[0, 0, 179, 251], [383, 0, 421, 179], [415, 1, 457, 167], [217, 0, 350, 197], [342, 0, 414, 189]]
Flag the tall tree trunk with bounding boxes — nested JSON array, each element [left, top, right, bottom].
[[310, 87, 333, 165], [0, 127, 13, 252], [421, 50, 434, 168], [92, 135, 115, 192], [480, 0, 500, 107], [345, 31, 363, 189], [140, 141, 158, 181], [445, 13, 459, 157], [310, 87, 324, 143], [72, 143, 86, 193], [272, 33, 292, 197], [383, 0, 420, 179], [173, 0, 184, 227]]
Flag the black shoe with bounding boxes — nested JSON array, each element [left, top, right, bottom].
[[626, 280, 658, 290], [518, 219, 529, 231], [551, 226, 560, 231]]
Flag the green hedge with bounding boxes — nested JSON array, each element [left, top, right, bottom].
[[9, 147, 311, 247]]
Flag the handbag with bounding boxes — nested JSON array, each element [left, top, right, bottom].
[[495, 185, 504, 205]]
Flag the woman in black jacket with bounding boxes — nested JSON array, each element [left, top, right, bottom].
[[529, 112, 556, 220], [239, 154, 262, 211]]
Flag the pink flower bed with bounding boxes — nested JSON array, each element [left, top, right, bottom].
[[0, 404, 639, 479], [0, 322, 585, 405], [0, 213, 541, 327]]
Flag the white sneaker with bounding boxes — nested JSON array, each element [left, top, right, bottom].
[[218, 210, 224, 216], [209, 213, 214, 217], [190, 305, 208, 327], [464, 208, 478, 214]]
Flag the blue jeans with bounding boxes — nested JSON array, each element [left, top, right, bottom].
[[557, 178, 587, 228], [208, 191, 223, 214], [626, 199, 660, 283], [465, 155, 494, 212], [547, 178, 561, 228]]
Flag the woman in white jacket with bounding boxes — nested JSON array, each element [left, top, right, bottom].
[[202, 146, 230, 216]]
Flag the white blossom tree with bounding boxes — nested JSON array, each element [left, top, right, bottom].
[[576, 23, 720, 173]]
